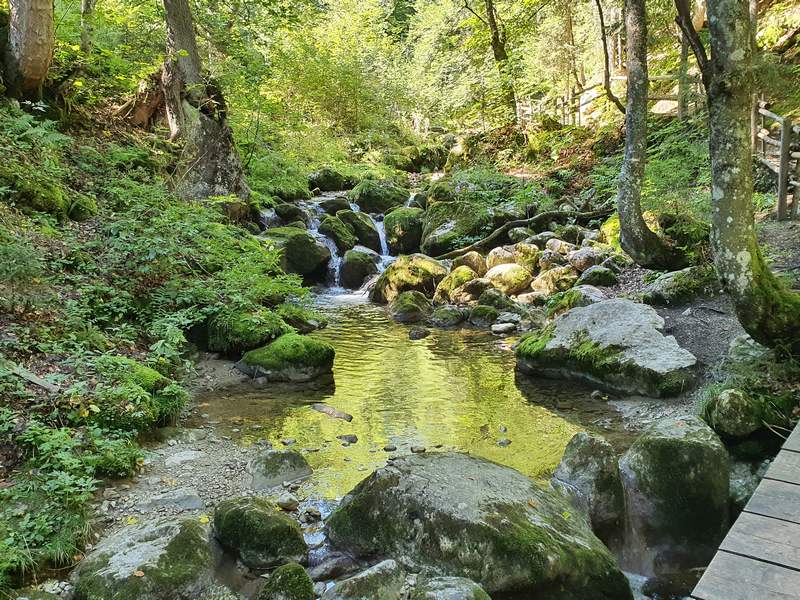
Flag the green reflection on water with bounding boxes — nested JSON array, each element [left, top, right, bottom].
[[196, 300, 630, 499]]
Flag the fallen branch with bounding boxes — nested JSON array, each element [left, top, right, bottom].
[[435, 208, 614, 260], [3, 360, 60, 394], [311, 403, 353, 422]]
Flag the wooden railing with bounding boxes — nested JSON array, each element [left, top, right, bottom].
[[752, 99, 800, 220]]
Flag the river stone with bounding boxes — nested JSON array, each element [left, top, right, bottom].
[[507, 227, 535, 243], [619, 415, 729, 576], [319, 196, 351, 214], [477, 288, 517, 312], [567, 247, 603, 272], [319, 215, 357, 253], [516, 299, 697, 397], [336, 210, 381, 253], [236, 333, 335, 382], [71, 519, 215, 600], [326, 453, 632, 598], [529, 231, 557, 247], [370, 254, 448, 303], [512, 242, 540, 272], [137, 487, 205, 512], [486, 246, 515, 269], [451, 251, 487, 276], [538, 249, 568, 271], [729, 460, 768, 517], [262, 227, 331, 282], [409, 577, 490, 600], [433, 266, 478, 304], [485, 263, 533, 296], [340, 249, 380, 289], [257, 562, 314, 600], [642, 265, 721, 306], [11, 589, 60, 600], [705, 388, 762, 438], [546, 238, 577, 255], [552, 432, 623, 540], [275, 203, 309, 225], [384, 207, 424, 254], [320, 560, 404, 600], [577, 265, 617, 287], [389, 291, 433, 323], [545, 285, 607, 318], [248, 449, 312, 489], [214, 497, 307, 569], [491, 322, 516, 335], [530, 265, 578, 295], [309, 168, 348, 192], [468, 305, 498, 328], [449, 277, 492, 304], [428, 306, 467, 328], [348, 180, 409, 213]]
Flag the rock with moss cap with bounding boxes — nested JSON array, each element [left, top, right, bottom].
[[236, 333, 335, 382], [384, 207, 424, 254], [214, 497, 307, 569], [389, 291, 433, 323], [512, 242, 540, 272], [428, 305, 467, 328], [320, 560, 404, 600], [11, 589, 60, 600], [704, 388, 762, 438], [477, 288, 516, 312], [248, 449, 313, 489], [516, 299, 696, 397], [319, 215, 358, 253], [468, 305, 498, 328], [258, 562, 314, 600], [326, 453, 632, 599], [208, 308, 292, 355], [347, 180, 409, 213], [508, 227, 535, 243], [577, 265, 617, 287], [433, 266, 478, 304], [449, 278, 492, 304], [319, 195, 351, 214], [451, 251, 486, 276], [409, 577, 490, 600], [308, 168, 349, 192], [642, 265, 721, 306], [619, 415, 729, 575], [530, 265, 578, 295], [262, 227, 331, 281], [340, 249, 379, 289], [485, 263, 533, 296], [544, 285, 607, 318], [71, 519, 216, 600], [370, 254, 448, 304], [336, 210, 381, 253]]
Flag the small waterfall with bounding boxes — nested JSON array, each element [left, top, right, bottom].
[[404, 193, 417, 207], [259, 208, 280, 229], [373, 217, 390, 256], [350, 202, 360, 212]]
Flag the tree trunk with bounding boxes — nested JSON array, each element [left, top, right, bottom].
[[482, 0, 517, 123], [677, 32, 689, 120], [704, 0, 800, 353], [80, 0, 95, 54], [617, 0, 685, 269], [594, 0, 626, 114], [5, 0, 54, 98], [161, 0, 248, 200]]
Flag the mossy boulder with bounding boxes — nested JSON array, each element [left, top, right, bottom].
[[577, 265, 618, 287], [642, 265, 721, 306], [11, 589, 60, 600], [486, 246, 515, 269], [619, 415, 729, 575], [347, 180, 409, 213], [325, 453, 632, 599], [452, 251, 487, 276], [320, 560, 405, 600], [476, 288, 516, 312], [257, 562, 314, 600], [512, 242, 540, 272], [544, 285, 607, 318], [567, 247, 604, 272], [236, 333, 335, 382], [248, 449, 312, 489], [420, 201, 524, 257], [68, 193, 99, 221], [530, 265, 578, 295], [704, 388, 763, 438], [468, 305, 499, 328], [208, 308, 292, 355], [429, 305, 468, 328], [340, 249, 379, 289], [336, 210, 381, 253], [538, 249, 568, 271], [308, 168, 349, 192], [410, 577, 490, 600], [0, 165, 69, 219], [319, 195, 352, 214], [485, 263, 533, 296], [516, 299, 697, 397], [275, 203, 309, 225], [71, 520, 215, 600], [389, 290, 433, 323], [384, 207, 424, 254], [508, 227, 535, 243], [262, 227, 331, 281], [319, 215, 358, 253], [214, 497, 307, 569], [433, 266, 478, 304], [370, 254, 448, 304]]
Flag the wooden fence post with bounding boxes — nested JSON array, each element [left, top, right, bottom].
[[751, 94, 759, 150], [777, 117, 792, 220]]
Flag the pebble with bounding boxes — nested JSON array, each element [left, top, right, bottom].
[[498, 425, 507, 433], [591, 390, 607, 401], [497, 438, 512, 447], [411, 446, 426, 454], [281, 438, 297, 446], [383, 444, 397, 452], [337, 434, 358, 444], [409, 327, 430, 340], [276, 492, 300, 511]]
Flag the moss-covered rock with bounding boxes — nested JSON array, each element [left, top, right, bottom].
[[530, 265, 578, 295], [319, 195, 351, 214], [389, 290, 433, 323], [619, 416, 729, 576], [486, 246, 515, 269], [642, 265, 721, 306], [420, 201, 525, 257], [71, 519, 215, 600], [336, 210, 381, 252], [409, 577, 490, 600], [257, 562, 313, 600], [0, 165, 69, 219], [340, 249, 379, 289], [11, 588, 60, 600], [319, 215, 357, 253], [214, 497, 307, 569], [451, 251, 486, 276], [208, 308, 292, 355], [577, 265, 618, 287], [275, 203, 309, 224], [508, 227, 535, 243], [325, 453, 632, 599], [370, 254, 448, 303], [544, 285, 606, 318], [567, 248, 604, 272], [429, 305, 468, 328], [485, 263, 533, 296], [262, 227, 331, 281], [384, 207, 424, 254], [248, 449, 312, 489], [308, 168, 349, 192], [450, 278, 493, 304], [704, 388, 763, 438], [347, 180, 409, 213], [512, 242, 540, 272], [68, 193, 99, 221], [236, 333, 335, 382], [538, 249, 568, 271], [320, 560, 405, 600], [476, 288, 516, 312], [468, 305, 499, 328], [433, 266, 478, 304]]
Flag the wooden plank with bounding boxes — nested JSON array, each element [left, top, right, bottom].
[[745, 478, 800, 524], [761, 156, 781, 173], [767, 450, 800, 485], [785, 426, 800, 453], [759, 106, 784, 123], [720, 512, 800, 569], [778, 118, 793, 220], [758, 131, 782, 147], [692, 551, 800, 600]]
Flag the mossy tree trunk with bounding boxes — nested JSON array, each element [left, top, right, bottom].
[[483, 0, 517, 124], [160, 0, 248, 200], [617, 0, 685, 269], [4, 0, 54, 98], [703, 0, 800, 354]]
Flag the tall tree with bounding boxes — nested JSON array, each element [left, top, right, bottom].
[[690, 0, 800, 353], [80, 0, 95, 54], [594, 0, 625, 114], [160, 0, 249, 199], [4, 0, 54, 98], [617, 0, 685, 269]]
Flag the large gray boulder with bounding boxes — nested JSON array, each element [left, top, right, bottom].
[[619, 416, 729, 576], [326, 453, 632, 599], [71, 520, 216, 600], [409, 577, 489, 600], [248, 449, 312, 489], [320, 560, 404, 600], [516, 299, 697, 397]]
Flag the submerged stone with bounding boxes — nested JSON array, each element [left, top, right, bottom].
[[389, 291, 432, 323]]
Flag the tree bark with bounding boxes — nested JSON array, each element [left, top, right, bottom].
[[677, 31, 689, 119], [80, 0, 95, 54], [617, 0, 685, 269], [703, 0, 800, 353], [479, 0, 517, 123], [161, 0, 248, 200], [594, 0, 626, 114], [5, 0, 54, 98]]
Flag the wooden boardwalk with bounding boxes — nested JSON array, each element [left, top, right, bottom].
[[691, 425, 800, 600]]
